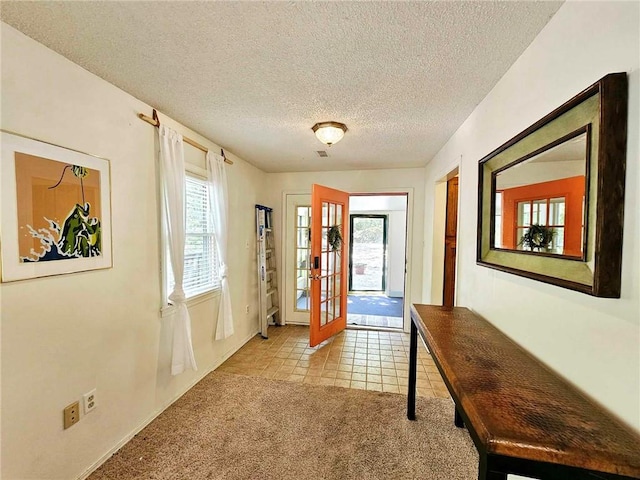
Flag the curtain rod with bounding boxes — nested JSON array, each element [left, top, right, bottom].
[[137, 109, 233, 165]]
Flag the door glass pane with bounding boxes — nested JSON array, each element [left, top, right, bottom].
[[298, 229, 309, 248], [297, 249, 307, 268], [321, 251, 329, 275], [294, 206, 311, 312], [296, 289, 309, 310], [322, 276, 328, 302], [320, 300, 327, 326], [298, 207, 309, 226], [350, 216, 385, 291]]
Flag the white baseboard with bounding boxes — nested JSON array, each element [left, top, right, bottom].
[[77, 329, 258, 480]]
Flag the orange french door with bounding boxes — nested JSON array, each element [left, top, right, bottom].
[[309, 184, 349, 347]]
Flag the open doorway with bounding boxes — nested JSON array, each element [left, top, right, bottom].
[[349, 215, 387, 292], [347, 195, 407, 329]]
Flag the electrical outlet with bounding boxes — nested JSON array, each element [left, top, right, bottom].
[[83, 389, 97, 414], [63, 401, 80, 429], [245, 305, 250, 314]]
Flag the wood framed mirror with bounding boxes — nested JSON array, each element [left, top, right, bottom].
[[477, 73, 628, 297]]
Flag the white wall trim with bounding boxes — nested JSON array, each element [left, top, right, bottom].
[[429, 167, 459, 306]]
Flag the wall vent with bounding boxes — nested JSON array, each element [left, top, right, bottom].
[[316, 150, 329, 157]]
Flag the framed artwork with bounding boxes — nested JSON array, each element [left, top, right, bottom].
[[1, 131, 112, 282]]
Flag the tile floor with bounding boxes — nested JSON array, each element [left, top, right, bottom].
[[347, 313, 404, 329], [217, 324, 450, 398]]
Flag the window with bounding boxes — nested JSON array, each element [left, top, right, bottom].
[[167, 175, 219, 301], [516, 196, 566, 254]]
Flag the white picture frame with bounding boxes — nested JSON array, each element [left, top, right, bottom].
[[1, 131, 112, 282]]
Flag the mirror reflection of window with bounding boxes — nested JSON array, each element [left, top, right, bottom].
[[295, 206, 311, 311], [494, 192, 503, 248], [549, 198, 566, 253], [515, 197, 566, 254], [493, 130, 588, 258], [581, 196, 586, 250]]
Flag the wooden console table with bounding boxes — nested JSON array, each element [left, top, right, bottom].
[[407, 304, 640, 480]]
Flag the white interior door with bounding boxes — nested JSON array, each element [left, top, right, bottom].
[[284, 194, 312, 324]]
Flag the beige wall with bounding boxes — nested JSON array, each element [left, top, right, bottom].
[[423, 0, 640, 435], [1, 24, 265, 480], [3, 3, 638, 480], [429, 180, 448, 305], [264, 169, 426, 330]]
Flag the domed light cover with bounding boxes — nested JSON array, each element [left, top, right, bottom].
[[312, 121, 348, 146]]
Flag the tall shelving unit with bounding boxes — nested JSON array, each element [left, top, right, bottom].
[[256, 205, 279, 338]]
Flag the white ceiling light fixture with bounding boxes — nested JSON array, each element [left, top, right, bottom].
[[312, 121, 348, 146]]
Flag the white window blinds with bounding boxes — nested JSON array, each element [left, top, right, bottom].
[[168, 175, 220, 298]]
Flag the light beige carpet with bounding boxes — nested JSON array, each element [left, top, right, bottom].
[[89, 372, 478, 479]]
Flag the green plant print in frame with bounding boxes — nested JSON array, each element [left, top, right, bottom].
[[15, 153, 103, 263]]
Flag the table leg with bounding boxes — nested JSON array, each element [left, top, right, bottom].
[[455, 406, 464, 428], [407, 319, 418, 420], [479, 455, 508, 480], [484, 472, 507, 480]]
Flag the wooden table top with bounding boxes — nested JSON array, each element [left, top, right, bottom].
[[411, 304, 640, 478]]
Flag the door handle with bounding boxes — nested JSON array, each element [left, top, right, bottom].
[[309, 274, 321, 281]]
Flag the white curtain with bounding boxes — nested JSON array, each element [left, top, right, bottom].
[[206, 151, 234, 339], [159, 124, 198, 375]]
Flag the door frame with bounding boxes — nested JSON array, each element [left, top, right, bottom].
[[282, 188, 415, 333], [283, 193, 312, 325], [430, 168, 459, 305], [348, 214, 388, 292], [348, 191, 412, 332]]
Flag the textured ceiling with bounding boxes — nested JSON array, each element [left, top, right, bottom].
[[0, 1, 562, 173]]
